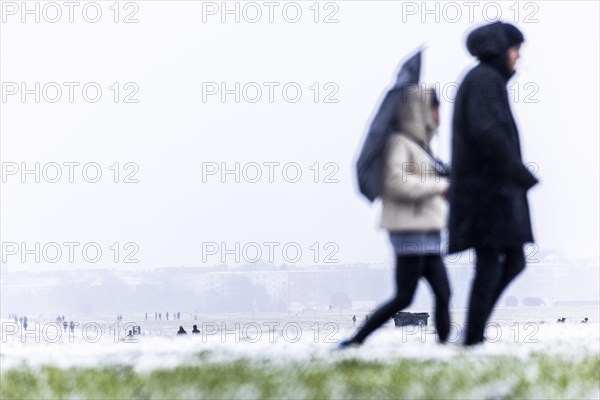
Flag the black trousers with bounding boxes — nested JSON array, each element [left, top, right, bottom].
[[350, 254, 451, 344], [464, 246, 526, 345]]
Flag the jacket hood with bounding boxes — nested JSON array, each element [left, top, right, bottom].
[[466, 21, 524, 78], [396, 85, 438, 149]]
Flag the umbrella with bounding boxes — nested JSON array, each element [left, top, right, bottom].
[[356, 50, 422, 202]]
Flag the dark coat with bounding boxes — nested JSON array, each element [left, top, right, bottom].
[[448, 22, 538, 254]]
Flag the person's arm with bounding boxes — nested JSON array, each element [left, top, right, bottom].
[[384, 138, 449, 201], [466, 79, 538, 189]]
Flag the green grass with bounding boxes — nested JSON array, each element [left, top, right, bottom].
[[1, 353, 599, 399]]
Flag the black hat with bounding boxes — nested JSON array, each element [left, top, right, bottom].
[[503, 23, 525, 48]]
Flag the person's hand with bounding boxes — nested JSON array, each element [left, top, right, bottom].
[[442, 186, 450, 200]]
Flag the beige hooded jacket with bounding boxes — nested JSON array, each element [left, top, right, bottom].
[[380, 85, 449, 231]]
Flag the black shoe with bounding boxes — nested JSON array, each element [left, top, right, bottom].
[[463, 337, 484, 347], [337, 339, 361, 350]]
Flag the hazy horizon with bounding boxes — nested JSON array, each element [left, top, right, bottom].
[[2, 1, 599, 273]]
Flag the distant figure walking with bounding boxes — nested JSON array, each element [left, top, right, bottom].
[[177, 326, 187, 335], [448, 22, 538, 346], [352, 315, 356, 327]]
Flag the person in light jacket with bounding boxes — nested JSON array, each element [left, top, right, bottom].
[[341, 85, 451, 347]]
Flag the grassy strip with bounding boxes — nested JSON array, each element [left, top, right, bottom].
[[1, 353, 599, 399]]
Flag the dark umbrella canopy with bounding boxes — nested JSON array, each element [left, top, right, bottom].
[[356, 50, 421, 202]]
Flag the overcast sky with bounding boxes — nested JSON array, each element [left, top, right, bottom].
[[1, 1, 598, 270]]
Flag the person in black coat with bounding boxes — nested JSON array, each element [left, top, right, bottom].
[[449, 21, 539, 346]]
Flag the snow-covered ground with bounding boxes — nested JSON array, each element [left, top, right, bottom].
[[2, 305, 598, 372]]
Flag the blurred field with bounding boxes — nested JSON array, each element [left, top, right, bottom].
[[1, 305, 599, 399], [2, 353, 599, 399]]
